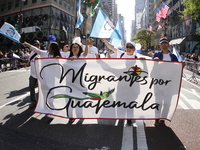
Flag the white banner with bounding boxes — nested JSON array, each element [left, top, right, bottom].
[[34, 58, 183, 121]]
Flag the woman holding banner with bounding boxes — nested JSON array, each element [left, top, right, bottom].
[[68, 38, 89, 59], [101, 38, 144, 126], [101, 39, 137, 59]]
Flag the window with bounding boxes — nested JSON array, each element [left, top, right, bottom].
[[24, 0, 28, 5], [1, 4, 5, 12], [15, 0, 20, 8], [64, 1, 66, 8], [32, 0, 37, 3], [59, 0, 62, 5], [8, 1, 12, 10]]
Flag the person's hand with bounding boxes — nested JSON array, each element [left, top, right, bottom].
[[101, 38, 106, 43], [139, 57, 146, 60], [22, 42, 31, 48], [86, 38, 90, 45], [69, 57, 74, 61], [55, 56, 60, 59], [154, 57, 160, 61]]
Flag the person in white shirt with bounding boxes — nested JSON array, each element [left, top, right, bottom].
[[61, 44, 70, 58], [26, 40, 40, 108], [68, 38, 89, 59], [82, 38, 99, 58], [101, 38, 137, 59]]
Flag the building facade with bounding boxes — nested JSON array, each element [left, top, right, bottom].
[[0, 0, 77, 52], [148, 0, 200, 54]]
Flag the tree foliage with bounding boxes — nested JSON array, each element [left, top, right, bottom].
[[182, 0, 200, 20], [132, 29, 155, 49]]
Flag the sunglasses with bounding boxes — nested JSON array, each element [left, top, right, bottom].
[[66, 45, 69, 47], [126, 46, 134, 49]]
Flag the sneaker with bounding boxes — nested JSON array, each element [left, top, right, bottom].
[[29, 102, 36, 108], [154, 119, 160, 126]]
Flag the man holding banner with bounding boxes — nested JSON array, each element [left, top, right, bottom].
[[152, 37, 179, 126]]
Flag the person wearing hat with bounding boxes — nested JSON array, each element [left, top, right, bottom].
[[82, 38, 99, 58], [101, 39, 144, 126], [26, 40, 41, 108], [152, 37, 178, 126], [153, 37, 178, 61], [101, 39, 137, 59]]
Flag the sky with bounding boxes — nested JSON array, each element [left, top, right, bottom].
[[115, 0, 135, 41]]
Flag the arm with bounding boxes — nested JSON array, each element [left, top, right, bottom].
[[83, 39, 90, 58], [107, 50, 111, 58], [22, 42, 44, 56], [101, 39, 117, 54]]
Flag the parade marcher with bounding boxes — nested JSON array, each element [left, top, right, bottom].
[[67, 38, 89, 122], [152, 37, 178, 126], [68, 39, 89, 59], [101, 38, 143, 126], [26, 40, 40, 108], [61, 43, 70, 58], [22, 41, 61, 58], [152, 37, 178, 62], [101, 38, 137, 59], [22, 40, 61, 117], [85, 38, 99, 58]]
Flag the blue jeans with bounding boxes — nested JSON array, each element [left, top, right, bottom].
[[29, 76, 37, 103]]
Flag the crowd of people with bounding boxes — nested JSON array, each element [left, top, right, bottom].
[[0, 48, 30, 72], [1, 36, 199, 126]]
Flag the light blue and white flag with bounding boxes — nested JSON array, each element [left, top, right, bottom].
[[0, 22, 21, 43], [75, 0, 84, 28], [90, 9, 122, 40], [110, 21, 122, 48], [172, 46, 182, 62]]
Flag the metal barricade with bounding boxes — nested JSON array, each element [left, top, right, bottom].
[[185, 61, 198, 84]]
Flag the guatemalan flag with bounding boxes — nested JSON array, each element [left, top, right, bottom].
[[90, 9, 122, 40], [75, 0, 84, 28], [172, 46, 182, 62], [110, 21, 123, 48], [0, 22, 21, 43]]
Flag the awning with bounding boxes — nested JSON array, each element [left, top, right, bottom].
[[169, 37, 185, 45]]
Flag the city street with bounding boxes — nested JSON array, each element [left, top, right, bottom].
[[0, 66, 200, 150]]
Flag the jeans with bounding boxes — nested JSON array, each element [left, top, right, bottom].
[[29, 76, 37, 103]]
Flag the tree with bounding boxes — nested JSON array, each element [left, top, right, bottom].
[[132, 29, 155, 49], [181, 0, 200, 20]]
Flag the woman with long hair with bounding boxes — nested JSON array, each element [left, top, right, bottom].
[[22, 41, 61, 58], [68, 38, 89, 59]]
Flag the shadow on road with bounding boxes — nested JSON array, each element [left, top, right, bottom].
[[145, 125, 186, 150], [6, 87, 29, 99]]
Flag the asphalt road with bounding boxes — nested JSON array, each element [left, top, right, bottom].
[[0, 67, 200, 150]]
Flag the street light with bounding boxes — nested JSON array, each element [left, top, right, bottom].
[[19, 0, 26, 33]]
